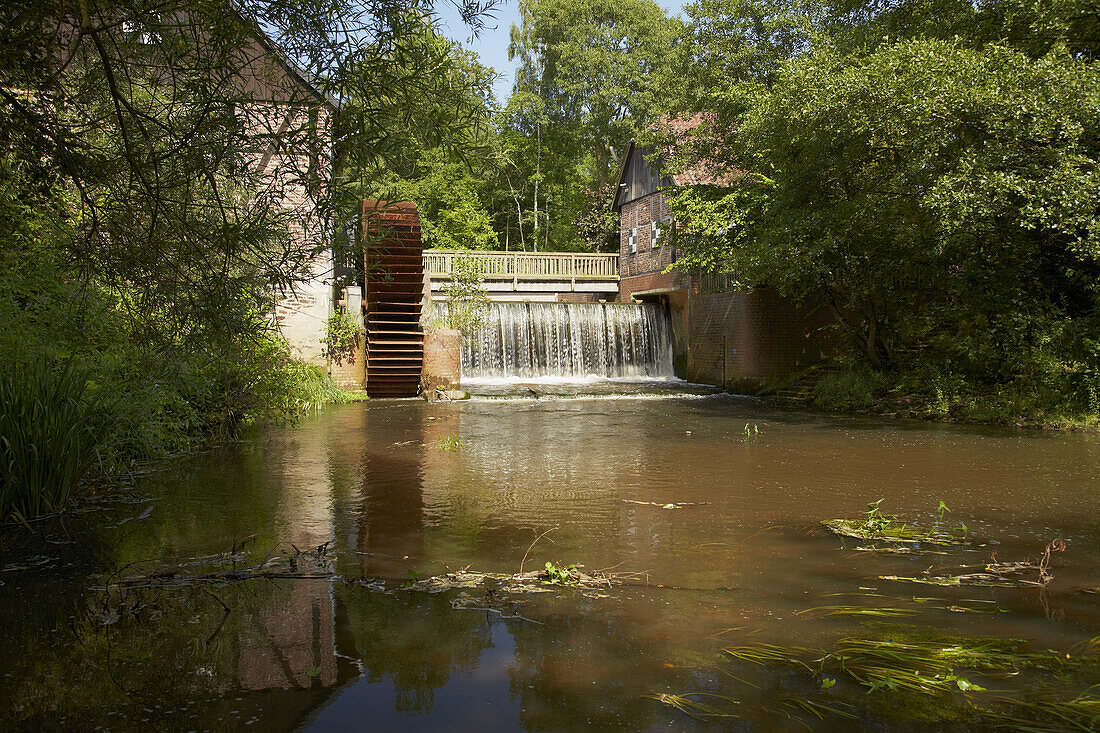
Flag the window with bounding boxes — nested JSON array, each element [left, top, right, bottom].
[[651, 220, 661, 247], [628, 227, 637, 253]]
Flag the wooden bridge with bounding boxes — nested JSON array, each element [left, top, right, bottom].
[[424, 250, 619, 301]]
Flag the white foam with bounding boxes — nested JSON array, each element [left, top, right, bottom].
[[462, 375, 685, 387], [466, 391, 726, 403]]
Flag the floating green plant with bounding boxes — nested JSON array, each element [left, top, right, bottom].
[[822, 499, 969, 545], [990, 691, 1100, 732], [795, 605, 919, 619], [712, 629, 1100, 729], [394, 564, 635, 596], [542, 561, 578, 584], [780, 696, 857, 720], [622, 499, 709, 509], [438, 434, 462, 451], [646, 692, 740, 719]]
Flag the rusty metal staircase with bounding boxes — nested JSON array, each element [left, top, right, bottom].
[[362, 201, 424, 398]]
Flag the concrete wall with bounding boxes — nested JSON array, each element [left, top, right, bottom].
[[273, 265, 332, 366]]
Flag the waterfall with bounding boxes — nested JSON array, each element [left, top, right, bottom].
[[435, 301, 675, 380]]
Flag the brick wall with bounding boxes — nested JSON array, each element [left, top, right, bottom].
[[685, 289, 829, 390], [619, 192, 676, 280], [422, 329, 461, 391], [556, 292, 602, 303], [328, 331, 366, 390], [667, 290, 689, 377], [242, 64, 336, 367], [620, 271, 691, 302], [614, 174, 833, 388]]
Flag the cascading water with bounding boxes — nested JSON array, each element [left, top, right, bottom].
[[435, 301, 675, 380]]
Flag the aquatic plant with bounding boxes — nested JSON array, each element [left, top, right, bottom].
[[822, 499, 969, 545], [795, 605, 918, 619], [622, 499, 708, 510], [780, 697, 856, 721], [543, 561, 578, 585], [0, 360, 114, 524], [438, 434, 462, 451], [394, 565, 634, 596], [715, 630, 1100, 729], [647, 692, 739, 719]]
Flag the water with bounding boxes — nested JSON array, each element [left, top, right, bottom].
[[3, 394, 1100, 731], [440, 302, 675, 380]]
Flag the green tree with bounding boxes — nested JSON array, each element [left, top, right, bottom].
[[0, 0, 501, 495], [668, 39, 1100, 386], [339, 22, 501, 252], [510, 0, 680, 188], [500, 0, 679, 251]]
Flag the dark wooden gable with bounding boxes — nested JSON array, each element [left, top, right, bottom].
[[612, 143, 671, 211]]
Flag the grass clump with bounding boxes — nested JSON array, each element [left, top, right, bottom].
[[0, 360, 116, 524]]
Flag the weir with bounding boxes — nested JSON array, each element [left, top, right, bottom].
[[436, 301, 675, 380]]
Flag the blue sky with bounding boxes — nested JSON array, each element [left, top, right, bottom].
[[433, 0, 686, 104]]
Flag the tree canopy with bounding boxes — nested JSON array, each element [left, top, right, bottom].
[[666, 0, 1100, 412], [0, 0, 501, 459]]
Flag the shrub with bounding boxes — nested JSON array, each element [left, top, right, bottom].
[[438, 254, 488, 333], [322, 310, 361, 365], [813, 368, 887, 411]]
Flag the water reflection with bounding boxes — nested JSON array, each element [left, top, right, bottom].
[[4, 394, 1100, 731], [239, 412, 341, 693], [356, 405, 426, 578]]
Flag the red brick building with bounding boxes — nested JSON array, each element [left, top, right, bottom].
[[612, 117, 827, 389], [235, 33, 339, 367]]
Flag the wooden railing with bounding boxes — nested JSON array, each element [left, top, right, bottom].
[[424, 250, 619, 286]]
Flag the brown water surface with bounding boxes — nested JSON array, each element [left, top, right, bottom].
[[3, 389, 1099, 731]]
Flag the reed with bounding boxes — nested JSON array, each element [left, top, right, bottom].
[[0, 360, 112, 524]]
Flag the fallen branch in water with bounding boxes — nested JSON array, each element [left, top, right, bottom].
[[623, 500, 710, 509], [519, 527, 557, 575], [94, 543, 336, 590], [881, 539, 1067, 589]]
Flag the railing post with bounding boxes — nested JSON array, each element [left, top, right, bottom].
[[571, 253, 576, 291], [513, 252, 519, 289]]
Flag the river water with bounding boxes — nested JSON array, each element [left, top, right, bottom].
[[3, 385, 1100, 731]]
